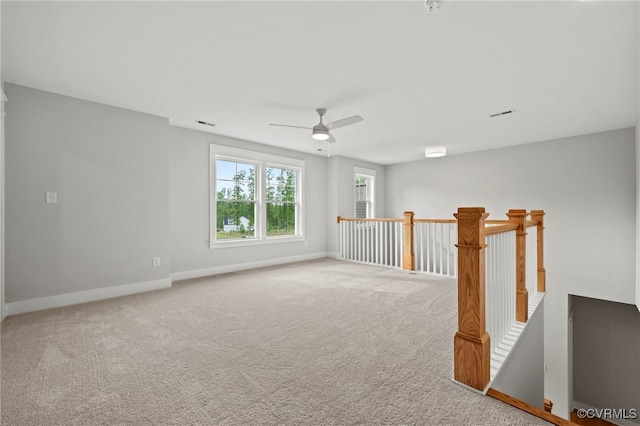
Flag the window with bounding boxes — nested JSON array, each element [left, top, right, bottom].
[[266, 166, 297, 237], [215, 160, 256, 239], [210, 145, 304, 247], [354, 167, 375, 219]]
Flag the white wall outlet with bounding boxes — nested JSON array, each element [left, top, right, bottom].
[[152, 257, 161, 267], [544, 364, 548, 372], [45, 192, 57, 203]]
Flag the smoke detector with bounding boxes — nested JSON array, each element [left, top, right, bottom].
[[424, 0, 444, 12]]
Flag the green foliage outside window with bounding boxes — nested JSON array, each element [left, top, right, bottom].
[[266, 167, 296, 236], [216, 161, 255, 239]]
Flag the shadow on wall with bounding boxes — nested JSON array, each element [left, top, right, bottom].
[[571, 295, 640, 424]]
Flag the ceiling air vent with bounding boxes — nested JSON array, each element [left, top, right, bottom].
[[195, 120, 216, 127], [489, 109, 515, 118]]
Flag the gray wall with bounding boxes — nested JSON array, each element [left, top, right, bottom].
[[572, 296, 640, 423], [637, 120, 640, 311], [169, 127, 328, 275], [491, 299, 545, 409], [5, 84, 171, 302], [1, 4, 5, 319], [1, 84, 4, 318], [384, 128, 637, 417], [326, 155, 385, 257]]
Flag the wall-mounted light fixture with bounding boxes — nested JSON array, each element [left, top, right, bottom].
[[425, 146, 447, 158]]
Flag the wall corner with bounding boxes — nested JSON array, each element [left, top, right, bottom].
[[636, 121, 640, 312]]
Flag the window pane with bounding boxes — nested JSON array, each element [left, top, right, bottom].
[[215, 182, 252, 201], [267, 203, 296, 236], [216, 160, 255, 201], [355, 174, 373, 219], [266, 167, 296, 202], [217, 160, 254, 180], [216, 201, 255, 240], [355, 177, 368, 201], [355, 201, 368, 219]]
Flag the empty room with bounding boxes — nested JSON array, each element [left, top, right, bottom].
[[1, 1, 639, 425]]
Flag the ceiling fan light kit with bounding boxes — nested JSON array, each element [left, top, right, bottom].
[[312, 127, 330, 140], [425, 146, 447, 158], [270, 108, 363, 144]]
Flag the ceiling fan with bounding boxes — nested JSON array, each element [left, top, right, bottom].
[[269, 108, 363, 143]]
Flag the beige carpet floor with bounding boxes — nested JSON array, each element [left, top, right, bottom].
[[1, 258, 550, 425]]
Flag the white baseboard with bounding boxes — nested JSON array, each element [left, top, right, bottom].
[[6, 277, 172, 316], [326, 251, 340, 259], [1, 303, 7, 321], [573, 401, 639, 425], [171, 252, 329, 282]]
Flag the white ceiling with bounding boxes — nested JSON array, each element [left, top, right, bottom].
[[2, 1, 639, 165]]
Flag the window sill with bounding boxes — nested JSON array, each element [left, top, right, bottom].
[[209, 235, 306, 249]]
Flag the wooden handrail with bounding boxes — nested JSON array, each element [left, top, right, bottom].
[[488, 219, 539, 227], [483, 223, 519, 236], [339, 217, 515, 226], [413, 218, 458, 224], [485, 219, 509, 225], [338, 216, 455, 224]]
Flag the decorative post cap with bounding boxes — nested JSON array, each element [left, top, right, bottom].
[[506, 209, 527, 217], [454, 207, 489, 221]]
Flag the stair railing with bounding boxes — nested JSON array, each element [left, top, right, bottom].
[[337, 212, 458, 277], [453, 207, 546, 391], [337, 207, 546, 392], [337, 217, 404, 268]]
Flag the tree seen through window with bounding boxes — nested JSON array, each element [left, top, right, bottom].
[[216, 160, 255, 240], [266, 166, 296, 236]]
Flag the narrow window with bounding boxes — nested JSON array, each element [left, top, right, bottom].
[[216, 160, 256, 240], [354, 168, 375, 219]]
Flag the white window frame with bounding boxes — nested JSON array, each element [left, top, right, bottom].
[[210, 144, 305, 248], [354, 167, 375, 219]]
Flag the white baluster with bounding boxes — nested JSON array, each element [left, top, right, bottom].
[[420, 223, 425, 272]]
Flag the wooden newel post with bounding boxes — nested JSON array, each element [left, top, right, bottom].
[[507, 209, 528, 323], [402, 211, 415, 271], [453, 207, 490, 391], [530, 210, 546, 293]]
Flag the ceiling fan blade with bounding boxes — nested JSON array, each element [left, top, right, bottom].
[[327, 133, 337, 144], [269, 124, 312, 130], [325, 115, 363, 130]]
